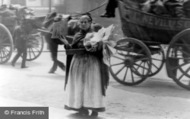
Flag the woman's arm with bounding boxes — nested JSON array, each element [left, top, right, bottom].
[[71, 32, 85, 48]]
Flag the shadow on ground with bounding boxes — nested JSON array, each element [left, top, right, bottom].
[[67, 113, 106, 119], [111, 78, 190, 99]]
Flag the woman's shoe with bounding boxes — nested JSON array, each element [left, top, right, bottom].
[[79, 108, 89, 116], [21, 66, 28, 68], [73, 108, 89, 116], [91, 111, 98, 117]]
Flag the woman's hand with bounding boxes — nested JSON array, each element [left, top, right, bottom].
[[89, 43, 98, 52], [65, 43, 72, 49], [85, 42, 97, 52]]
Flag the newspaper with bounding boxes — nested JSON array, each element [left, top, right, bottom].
[[83, 24, 116, 66]]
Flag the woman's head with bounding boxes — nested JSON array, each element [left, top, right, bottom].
[[79, 14, 92, 31]]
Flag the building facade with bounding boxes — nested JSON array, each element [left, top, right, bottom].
[[2, 0, 64, 7], [2, 0, 106, 16]]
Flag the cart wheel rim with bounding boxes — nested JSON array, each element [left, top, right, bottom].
[[166, 29, 190, 90], [25, 32, 44, 61], [148, 45, 165, 77], [109, 37, 152, 86], [0, 24, 13, 64]]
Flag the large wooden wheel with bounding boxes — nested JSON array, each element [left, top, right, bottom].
[[0, 24, 13, 64], [26, 32, 44, 61], [166, 29, 190, 90], [109, 37, 152, 86], [148, 45, 165, 77]]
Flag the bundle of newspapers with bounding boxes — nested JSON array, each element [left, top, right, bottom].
[[83, 24, 117, 66]]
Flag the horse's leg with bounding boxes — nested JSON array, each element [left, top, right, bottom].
[[49, 62, 58, 73], [57, 60, 66, 71], [44, 33, 51, 50], [48, 38, 58, 73]]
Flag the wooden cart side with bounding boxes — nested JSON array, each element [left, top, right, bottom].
[[118, 0, 190, 44]]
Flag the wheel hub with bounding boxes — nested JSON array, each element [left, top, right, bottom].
[[124, 56, 134, 66]]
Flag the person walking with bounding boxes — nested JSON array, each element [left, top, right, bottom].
[[100, 0, 118, 18], [11, 18, 32, 68], [64, 14, 109, 117]]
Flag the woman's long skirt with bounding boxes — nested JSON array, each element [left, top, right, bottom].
[[65, 53, 105, 112]]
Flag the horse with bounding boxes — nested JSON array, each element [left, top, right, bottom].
[[42, 12, 79, 73], [42, 12, 102, 73]]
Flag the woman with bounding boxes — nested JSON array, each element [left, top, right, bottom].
[[64, 14, 109, 117]]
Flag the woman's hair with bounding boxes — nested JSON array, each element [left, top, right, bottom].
[[81, 12, 92, 22]]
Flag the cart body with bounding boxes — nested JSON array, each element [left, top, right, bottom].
[[109, 0, 190, 90], [0, 8, 45, 64], [118, 0, 190, 44]]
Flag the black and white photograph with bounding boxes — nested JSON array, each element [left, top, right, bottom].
[[1, 0, 190, 119]]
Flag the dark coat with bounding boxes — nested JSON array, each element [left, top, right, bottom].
[[13, 26, 27, 50]]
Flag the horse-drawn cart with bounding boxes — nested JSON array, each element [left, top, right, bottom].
[[0, 8, 44, 64], [109, 0, 190, 90]]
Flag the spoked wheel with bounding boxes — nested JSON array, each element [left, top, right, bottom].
[[148, 45, 165, 77], [166, 29, 190, 90], [0, 24, 13, 64], [26, 32, 44, 61], [109, 37, 152, 86]]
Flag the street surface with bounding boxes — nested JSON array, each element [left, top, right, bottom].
[[1, 45, 190, 119]]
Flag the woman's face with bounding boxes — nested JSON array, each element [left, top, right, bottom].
[[79, 16, 91, 31]]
